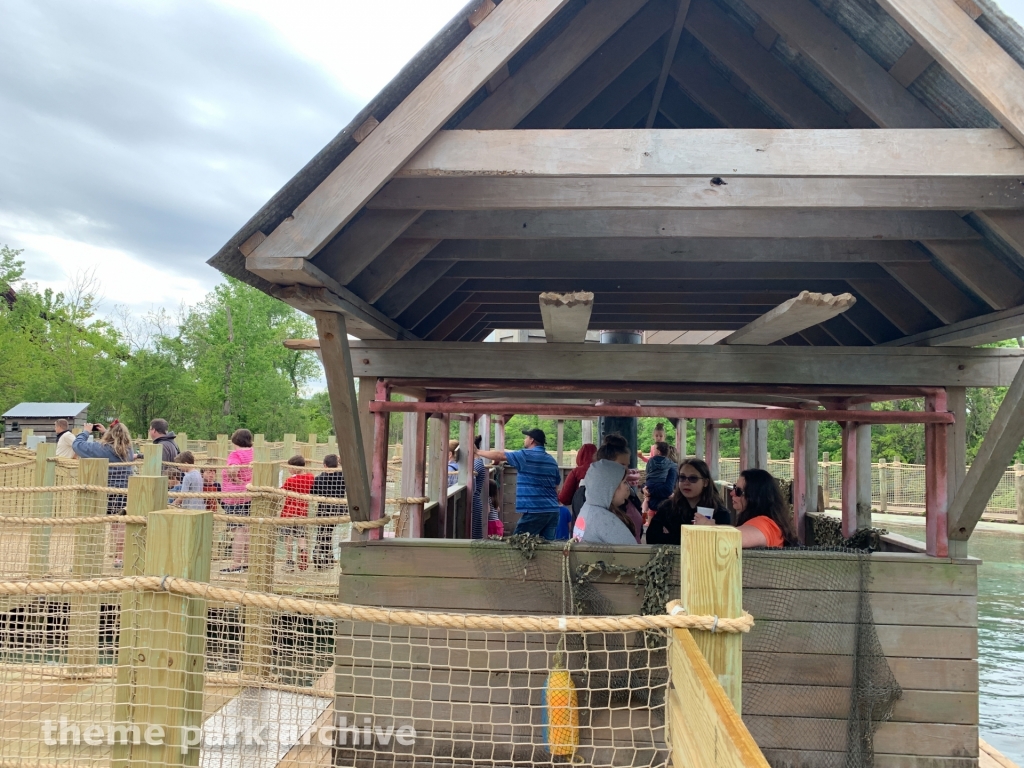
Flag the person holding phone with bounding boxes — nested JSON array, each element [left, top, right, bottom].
[[646, 459, 730, 545], [692, 468, 797, 548]]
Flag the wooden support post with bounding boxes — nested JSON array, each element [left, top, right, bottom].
[[695, 418, 706, 460], [244, 461, 277, 678], [253, 433, 264, 447], [841, 422, 858, 539], [400, 390, 425, 538], [495, 416, 506, 452], [822, 451, 831, 509], [480, 414, 491, 451], [282, 433, 296, 460], [879, 459, 889, 513], [142, 442, 163, 477], [465, 416, 478, 538], [308, 432, 317, 445], [706, 422, 720, 480], [946, 386, 968, 556], [216, 434, 229, 459], [582, 419, 593, 446], [253, 444, 269, 463], [855, 404, 873, 530], [409, 412, 427, 538], [755, 420, 768, 470], [892, 458, 902, 507], [556, 420, 565, 467], [739, 420, 751, 471], [457, 416, 471, 488], [122, 475, 168, 578], [792, 419, 807, 544], [1016, 463, 1024, 526], [804, 420, 819, 517], [680, 525, 743, 712], [368, 381, 391, 542], [357, 378, 375, 479], [314, 312, 372, 527], [675, 418, 687, 458], [29, 443, 56, 577], [68, 458, 108, 675], [112, 508, 212, 768], [925, 390, 950, 557], [177, 432, 188, 453]]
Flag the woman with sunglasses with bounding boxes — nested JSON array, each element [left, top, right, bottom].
[[693, 468, 797, 548], [646, 459, 730, 545]]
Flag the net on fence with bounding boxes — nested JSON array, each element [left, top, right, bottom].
[[0, 576, 749, 768]]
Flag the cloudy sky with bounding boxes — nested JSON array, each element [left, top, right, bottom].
[[3, 0, 1024, 319], [0, 0, 467, 316]]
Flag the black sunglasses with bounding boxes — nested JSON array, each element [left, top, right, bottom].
[[730, 485, 745, 498], [678, 474, 703, 484]]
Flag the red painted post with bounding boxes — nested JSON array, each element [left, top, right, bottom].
[[410, 412, 427, 538], [437, 413, 451, 538], [465, 415, 477, 539], [368, 379, 391, 541], [841, 421, 858, 540], [792, 419, 807, 544], [925, 390, 950, 557]]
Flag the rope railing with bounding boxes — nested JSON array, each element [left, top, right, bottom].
[[0, 513, 390, 529], [0, 575, 754, 633]]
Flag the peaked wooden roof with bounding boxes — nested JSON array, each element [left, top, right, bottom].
[[210, 0, 1024, 347]]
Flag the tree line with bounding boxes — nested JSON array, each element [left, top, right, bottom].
[[1, 245, 330, 440]]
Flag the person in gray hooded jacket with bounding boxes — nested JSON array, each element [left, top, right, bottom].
[[572, 459, 637, 545]]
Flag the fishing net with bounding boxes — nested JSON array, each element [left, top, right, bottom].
[[472, 537, 901, 768]]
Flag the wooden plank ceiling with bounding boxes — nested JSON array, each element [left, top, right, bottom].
[[240, 0, 1024, 347]]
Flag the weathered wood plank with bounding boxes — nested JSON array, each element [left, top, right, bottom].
[[404, 210, 980, 241], [723, 292, 856, 346], [923, 241, 1024, 310], [461, 0, 649, 129], [847, 278, 941, 335], [763, 751, 979, 768], [250, 0, 570, 262], [743, 684, 977, 724], [884, 303, 1024, 347], [883, 262, 984, 324], [427, 237, 930, 262], [372, 175, 1024, 210], [684, 0, 847, 127], [745, 653, 978, 692], [346, 239, 442, 304], [539, 291, 594, 343], [399, 129, 1024, 178], [311, 209, 423, 286], [877, 0, 1024, 145], [745, 0, 943, 129], [745, 717, 977, 757]]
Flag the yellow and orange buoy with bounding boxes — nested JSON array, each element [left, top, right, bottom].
[[544, 652, 579, 758]]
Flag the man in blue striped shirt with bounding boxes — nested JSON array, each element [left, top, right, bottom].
[[477, 428, 562, 539]]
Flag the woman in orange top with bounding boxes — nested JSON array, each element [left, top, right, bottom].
[[693, 468, 796, 548]]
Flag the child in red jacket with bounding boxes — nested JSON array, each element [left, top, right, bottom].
[[281, 455, 314, 570]]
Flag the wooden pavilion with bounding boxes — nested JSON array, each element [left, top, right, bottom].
[[209, 0, 1024, 765]]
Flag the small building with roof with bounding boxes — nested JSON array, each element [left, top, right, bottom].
[[1, 402, 89, 447]]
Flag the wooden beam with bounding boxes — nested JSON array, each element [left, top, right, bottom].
[[314, 312, 372, 523], [877, 0, 1024, 145], [670, 35, 777, 128], [538, 291, 595, 343], [948, 355, 1024, 540], [656, 77, 721, 129], [347, 339, 1024, 387], [246, 254, 413, 339], [745, 0, 943, 128], [426, 302, 481, 342], [400, 128, 1024, 178], [347, 239, 441, 303], [374, 260, 455, 318], [847, 279, 941, 335], [646, 0, 692, 128], [461, 0, 648, 129], [923, 241, 1024, 310], [569, 39, 663, 129], [448, 261, 884, 280], [884, 303, 1024, 347], [373, 175, 1024, 211], [976, 211, 1024, 259], [721, 291, 856, 345], [683, 0, 846, 128], [405, 210, 980, 241], [311, 209, 423, 286], [521, 0, 677, 129], [397, 277, 467, 330], [429, 237, 929, 263], [882, 261, 983, 324], [888, 42, 935, 88], [249, 0, 569, 264]]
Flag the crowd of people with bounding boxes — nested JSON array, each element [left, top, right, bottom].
[[478, 422, 796, 549]]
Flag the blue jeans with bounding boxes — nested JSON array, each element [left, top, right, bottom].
[[513, 510, 560, 540]]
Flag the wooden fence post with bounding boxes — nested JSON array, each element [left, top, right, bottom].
[[892, 459, 903, 507], [20, 427, 34, 445], [878, 459, 888, 512], [821, 452, 831, 508], [680, 525, 743, 712], [29, 443, 56, 577], [244, 461, 277, 679], [113, 508, 212, 768], [68, 458, 108, 675], [1015, 463, 1024, 525], [254, 433, 265, 447]]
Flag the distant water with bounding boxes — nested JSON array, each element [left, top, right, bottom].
[[884, 520, 1024, 764]]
